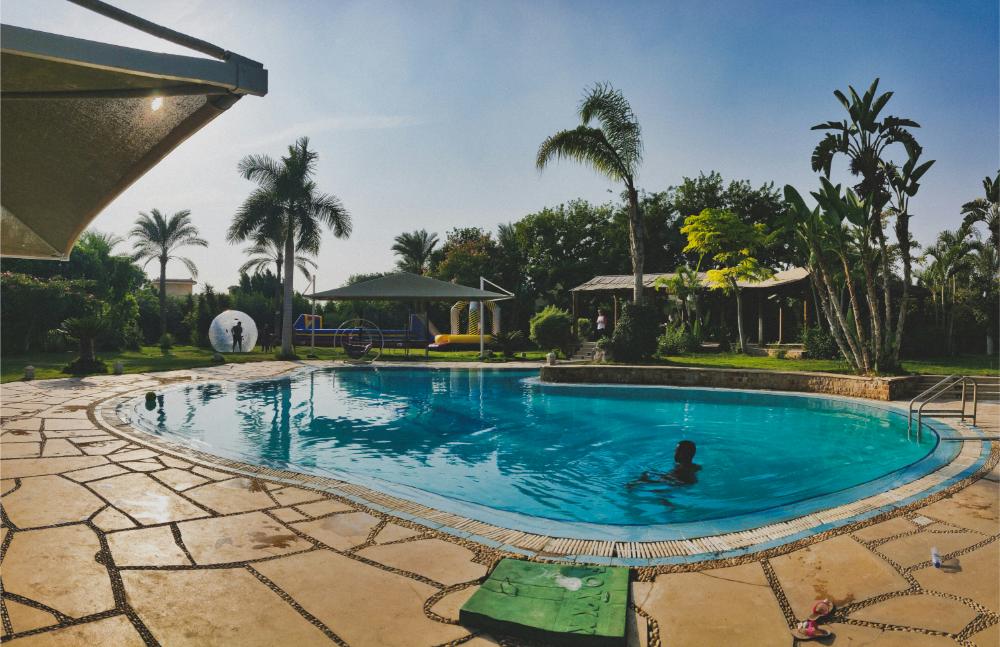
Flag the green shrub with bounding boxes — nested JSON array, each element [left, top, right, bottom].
[[608, 303, 660, 362], [530, 306, 574, 356], [657, 324, 700, 356], [576, 318, 593, 340], [802, 324, 840, 359], [490, 330, 524, 358], [158, 332, 174, 355]]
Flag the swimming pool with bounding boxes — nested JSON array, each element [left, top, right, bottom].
[[127, 367, 952, 537]]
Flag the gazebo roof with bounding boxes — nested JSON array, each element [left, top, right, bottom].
[[1, 22, 267, 260], [310, 273, 508, 301], [571, 267, 810, 293]]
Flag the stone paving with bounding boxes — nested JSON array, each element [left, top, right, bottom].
[[0, 361, 997, 646]]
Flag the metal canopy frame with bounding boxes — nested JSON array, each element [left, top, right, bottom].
[[1, 0, 268, 260], [1, 24, 267, 100]]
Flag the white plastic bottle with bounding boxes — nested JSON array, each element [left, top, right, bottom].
[[931, 546, 941, 568]]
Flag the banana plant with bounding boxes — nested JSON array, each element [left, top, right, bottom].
[[807, 79, 930, 373]]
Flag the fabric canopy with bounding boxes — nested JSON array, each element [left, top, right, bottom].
[[0, 23, 267, 259], [570, 267, 810, 293], [310, 273, 507, 301]]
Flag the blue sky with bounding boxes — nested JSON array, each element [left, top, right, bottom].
[[4, 0, 998, 290]]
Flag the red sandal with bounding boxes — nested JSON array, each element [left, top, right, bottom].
[[808, 599, 835, 621], [791, 619, 832, 640]]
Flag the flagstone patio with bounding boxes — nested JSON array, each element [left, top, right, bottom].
[[1, 362, 997, 646]]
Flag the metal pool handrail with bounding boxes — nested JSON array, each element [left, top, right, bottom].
[[908, 374, 978, 441]]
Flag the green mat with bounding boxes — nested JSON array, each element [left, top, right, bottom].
[[459, 558, 629, 646]]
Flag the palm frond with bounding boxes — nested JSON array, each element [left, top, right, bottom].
[[176, 256, 199, 280], [536, 126, 627, 182], [577, 82, 643, 171]]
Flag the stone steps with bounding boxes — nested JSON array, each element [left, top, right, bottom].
[[570, 341, 598, 361]]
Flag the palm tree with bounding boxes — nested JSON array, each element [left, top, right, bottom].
[[391, 229, 438, 274], [230, 137, 351, 357], [240, 238, 319, 283], [77, 230, 125, 256], [537, 83, 646, 303], [240, 234, 318, 338], [130, 209, 208, 336], [921, 225, 975, 354], [968, 239, 1000, 354], [962, 171, 999, 253], [809, 78, 930, 372]]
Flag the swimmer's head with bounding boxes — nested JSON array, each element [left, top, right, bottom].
[[675, 440, 696, 465]]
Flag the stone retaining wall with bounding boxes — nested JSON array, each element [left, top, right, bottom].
[[540, 364, 917, 401]]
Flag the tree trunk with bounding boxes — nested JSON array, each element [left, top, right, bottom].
[[810, 272, 853, 362], [159, 257, 168, 337], [80, 336, 95, 364], [627, 184, 644, 304], [859, 248, 882, 371], [839, 254, 871, 373], [734, 282, 747, 353], [892, 214, 912, 366], [280, 228, 296, 357], [876, 227, 895, 368], [814, 252, 865, 370], [273, 258, 283, 343], [946, 275, 956, 355]]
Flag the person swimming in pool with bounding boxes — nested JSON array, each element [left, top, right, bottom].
[[629, 440, 701, 487]]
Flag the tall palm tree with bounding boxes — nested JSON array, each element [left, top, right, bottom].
[[130, 209, 208, 336], [229, 137, 351, 357], [391, 229, 438, 274], [537, 83, 646, 303], [962, 171, 999, 253]]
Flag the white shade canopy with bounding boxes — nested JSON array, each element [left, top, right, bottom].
[[0, 20, 267, 259]]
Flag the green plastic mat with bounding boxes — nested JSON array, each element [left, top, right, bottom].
[[459, 558, 629, 646]]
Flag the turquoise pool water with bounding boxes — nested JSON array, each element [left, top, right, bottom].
[[131, 367, 937, 527]]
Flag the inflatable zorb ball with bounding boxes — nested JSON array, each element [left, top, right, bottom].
[[208, 310, 258, 353]]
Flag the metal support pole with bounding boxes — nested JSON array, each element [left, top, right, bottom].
[[778, 303, 784, 345], [308, 275, 317, 358], [479, 278, 485, 358]]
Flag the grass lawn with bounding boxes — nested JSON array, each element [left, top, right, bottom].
[[657, 352, 999, 376], [3, 346, 995, 384], [0, 345, 549, 383]]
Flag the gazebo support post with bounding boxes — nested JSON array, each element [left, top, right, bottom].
[[572, 291, 578, 338], [757, 292, 764, 347], [424, 302, 430, 358], [778, 302, 784, 345]]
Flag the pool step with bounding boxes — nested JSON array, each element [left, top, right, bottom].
[[905, 375, 1000, 402]]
